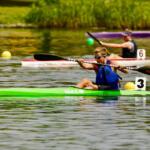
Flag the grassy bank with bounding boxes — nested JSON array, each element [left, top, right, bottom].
[[26, 0, 150, 29], [0, 0, 150, 29], [0, 6, 30, 24]]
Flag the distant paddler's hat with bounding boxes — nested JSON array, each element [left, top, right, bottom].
[[121, 29, 132, 37], [94, 47, 110, 57]]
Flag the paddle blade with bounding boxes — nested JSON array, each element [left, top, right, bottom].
[[34, 54, 66, 61], [136, 66, 150, 75]]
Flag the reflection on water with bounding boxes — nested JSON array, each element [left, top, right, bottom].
[[0, 28, 149, 150], [0, 28, 150, 57], [40, 29, 52, 53]]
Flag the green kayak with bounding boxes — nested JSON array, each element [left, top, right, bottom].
[[0, 87, 149, 97]]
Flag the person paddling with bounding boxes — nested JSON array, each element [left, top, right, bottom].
[[99, 29, 138, 58], [76, 47, 128, 90]]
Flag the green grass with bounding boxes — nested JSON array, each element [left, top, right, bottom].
[[0, 0, 150, 29], [25, 0, 150, 29], [0, 6, 30, 24]]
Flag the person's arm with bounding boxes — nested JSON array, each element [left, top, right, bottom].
[[101, 41, 131, 49], [116, 66, 129, 74], [76, 59, 94, 70]]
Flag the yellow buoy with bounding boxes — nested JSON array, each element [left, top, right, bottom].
[[124, 82, 135, 90], [1, 51, 12, 59]]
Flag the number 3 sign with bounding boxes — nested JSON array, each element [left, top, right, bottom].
[[135, 77, 146, 90]]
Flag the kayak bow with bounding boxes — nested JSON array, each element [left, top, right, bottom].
[[86, 31, 150, 38], [0, 87, 149, 97]]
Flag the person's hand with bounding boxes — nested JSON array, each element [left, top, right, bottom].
[[76, 59, 84, 63], [116, 65, 129, 74], [117, 65, 125, 70]]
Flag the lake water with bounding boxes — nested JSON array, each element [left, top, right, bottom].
[[0, 28, 149, 150]]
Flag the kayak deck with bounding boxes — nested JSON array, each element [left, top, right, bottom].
[[21, 58, 150, 68], [0, 87, 149, 97]]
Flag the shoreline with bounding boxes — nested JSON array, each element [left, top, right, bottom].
[[0, 23, 149, 31], [0, 23, 37, 28]]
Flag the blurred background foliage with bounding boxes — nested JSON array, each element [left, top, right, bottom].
[[0, 0, 150, 29]]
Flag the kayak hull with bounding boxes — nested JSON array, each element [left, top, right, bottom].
[[21, 58, 150, 68], [0, 87, 149, 97], [87, 31, 150, 38], [21, 59, 80, 68]]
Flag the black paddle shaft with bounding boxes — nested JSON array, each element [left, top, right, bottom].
[[34, 54, 150, 75], [87, 32, 102, 46]]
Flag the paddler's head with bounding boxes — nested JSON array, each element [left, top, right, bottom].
[[122, 29, 132, 41], [94, 47, 109, 63]]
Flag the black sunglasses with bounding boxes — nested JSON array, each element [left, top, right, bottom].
[[95, 55, 102, 59]]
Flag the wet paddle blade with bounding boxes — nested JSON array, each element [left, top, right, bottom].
[[34, 54, 66, 61], [136, 66, 150, 75]]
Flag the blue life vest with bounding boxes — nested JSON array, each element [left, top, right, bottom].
[[95, 65, 122, 90]]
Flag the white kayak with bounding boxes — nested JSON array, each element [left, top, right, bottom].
[[21, 58, 150, 68], [21, 59, 82, 68]]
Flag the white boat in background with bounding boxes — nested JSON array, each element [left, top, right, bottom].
[[21, 59, 80, 68], [21, 58, 150, 68], [111, 58, 150, 67]]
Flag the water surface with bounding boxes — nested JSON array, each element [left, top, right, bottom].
[[0, 28, 149, 150]]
